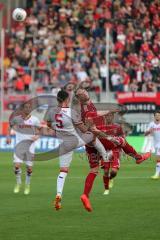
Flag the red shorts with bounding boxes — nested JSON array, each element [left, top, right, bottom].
[[104, 149, 121, 170], [86, 145, 101, 168], [86, 145, 121, 169]]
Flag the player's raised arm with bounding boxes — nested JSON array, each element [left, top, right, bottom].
[[37, 121, 56, 137], [42, 108, 56, 136], [71, 108, 89, 133], [97, 109, 120, 117]]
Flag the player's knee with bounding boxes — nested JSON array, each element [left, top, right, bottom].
[[60, 167, 69, 173], [14, 166, 21, 175], [27, 167, 32, 176], [110, 170, 117, 179]]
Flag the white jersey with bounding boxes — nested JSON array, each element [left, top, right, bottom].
[[11, 115, 40, 145], [147, 121, 160, 147], [46, 107, 82, 136]]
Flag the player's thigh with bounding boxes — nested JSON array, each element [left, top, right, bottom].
[[59, 151, 74, 168], [104, 162, 111, 171], [87, 150, 100, 169], [13, 152, 24, 165], [78, 132, 94, 147], [25, 151, 34, 167], [59, 134, 79, 153]]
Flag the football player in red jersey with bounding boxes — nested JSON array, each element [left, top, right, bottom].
[[98, 112, 124, 195], [75, 87, 151, 212], [86, 111, 152, 194]]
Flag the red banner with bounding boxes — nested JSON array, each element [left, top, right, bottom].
[[117, 92, 160, 113], [4, 95, 30, 110]]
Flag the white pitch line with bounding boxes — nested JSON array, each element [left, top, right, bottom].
[[34, 176, 150, 180]]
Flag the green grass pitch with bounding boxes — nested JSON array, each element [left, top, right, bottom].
[[0, 152, 160, 240]]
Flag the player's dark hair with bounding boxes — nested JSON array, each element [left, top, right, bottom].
[[57, 90, 69, 103], [154, 110, 160, 115]]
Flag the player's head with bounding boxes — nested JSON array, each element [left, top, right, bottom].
[[154, 110, 160, 122], [63, 83, 75, 93], [57, 89, 70, 106], [22, 103, 32, 116], [105, 112, 114, 124], [75, 87, 90, 103]]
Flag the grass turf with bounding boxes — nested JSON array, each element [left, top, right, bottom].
[[0, 152, 159, 240]]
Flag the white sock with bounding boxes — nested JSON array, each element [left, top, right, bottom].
[[93, 138, 109, 162], [155, 162, 160, 176], [57, 172, 67, 196], [25, 175, 31, 185], [15, 168, 22, 185]]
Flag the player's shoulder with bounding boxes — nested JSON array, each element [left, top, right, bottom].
[[10, 114, 23, 123], [30, 115, 38, 120], [113, 123, 121, 128], [29, 115, 40, 123], [149, 121, 155, 126], [88, 100, 96, 108]]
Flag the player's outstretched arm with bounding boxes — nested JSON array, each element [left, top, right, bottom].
[[90, 125, 124, 146], [74, 122, 89, 133], [97, 109, 120, 117], [38, 122, 56, 136]]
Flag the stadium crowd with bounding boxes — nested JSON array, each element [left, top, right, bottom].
[[3, 0, 160, 94]]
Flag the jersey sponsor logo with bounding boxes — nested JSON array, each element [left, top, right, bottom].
[[0, 136, 85, 152]]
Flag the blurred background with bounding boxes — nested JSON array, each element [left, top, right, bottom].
[[0, 0, 160, 149]]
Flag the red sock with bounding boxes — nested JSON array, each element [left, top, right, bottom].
[[83, 172, 97, 197], [122, 142, 141, 160], [103, 176, 109, 189]]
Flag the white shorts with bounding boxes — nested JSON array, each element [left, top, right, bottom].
[[58, 131, 93, 168], [13, 153, 34, 167], [13, 141, 35, 166], [57, 131, 93, 150]]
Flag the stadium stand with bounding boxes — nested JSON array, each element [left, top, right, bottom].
[[4, 0, 160, 95]]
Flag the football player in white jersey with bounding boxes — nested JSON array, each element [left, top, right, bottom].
[[6, 103, 40, 194], [145, 110, 160, 179], [45, 90, 110, 210]]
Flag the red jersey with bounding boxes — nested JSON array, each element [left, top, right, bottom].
[[98, 124, 124, 136], [81, 101, 97, 122], [81, 104, 105, 126]]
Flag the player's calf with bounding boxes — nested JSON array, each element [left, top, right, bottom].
[[24, 167, 32, 195]]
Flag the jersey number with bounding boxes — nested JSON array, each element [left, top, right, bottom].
[[55, 114, 63, 128]]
